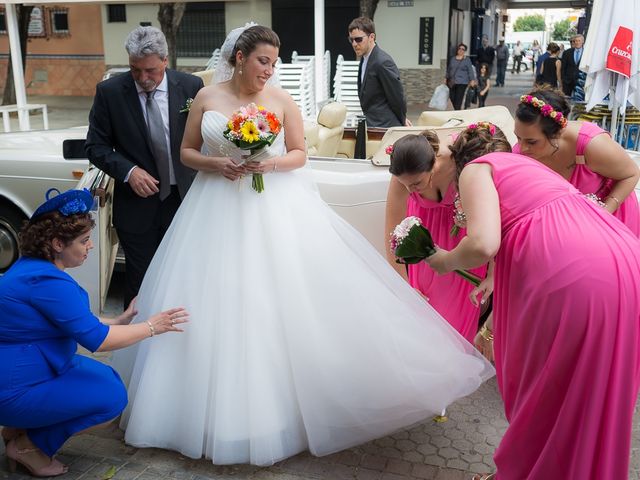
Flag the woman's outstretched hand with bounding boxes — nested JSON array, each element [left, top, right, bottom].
[[148, 307, 190, 335], [118, 297, 139, 325]]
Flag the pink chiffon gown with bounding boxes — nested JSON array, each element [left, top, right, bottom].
[[471, 152, 640, 479], [407, 184, 487, 342], [514, 121, 640, 236]]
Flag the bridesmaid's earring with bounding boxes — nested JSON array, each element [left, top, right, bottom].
[[238, 61, 243, 76]]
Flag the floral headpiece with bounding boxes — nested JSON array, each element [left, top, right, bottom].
[[519, 95, 568, 128], [385, 144, 394, 156], [31, 188, 95, 220], [467, 122, 496, 135]]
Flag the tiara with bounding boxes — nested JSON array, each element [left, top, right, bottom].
[[519, 95, 568, 128], [467, 122, 496, 135]]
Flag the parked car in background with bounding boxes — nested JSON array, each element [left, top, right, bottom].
[[0, 127, 88, 272]]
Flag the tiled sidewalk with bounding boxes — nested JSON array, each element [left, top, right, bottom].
[[1, 377, 638, 479]]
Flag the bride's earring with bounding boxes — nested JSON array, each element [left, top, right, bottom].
[[238, 61, 243, 76]]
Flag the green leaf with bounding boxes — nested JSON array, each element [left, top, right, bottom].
[[102, 466, 117, 480]]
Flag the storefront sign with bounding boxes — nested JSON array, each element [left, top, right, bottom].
[[388, 1, 414, 7], [606, 26, 633, 78], [419, 17, 434, 65]]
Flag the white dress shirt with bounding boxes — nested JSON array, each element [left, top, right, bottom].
[[126, 74, 176, 185]]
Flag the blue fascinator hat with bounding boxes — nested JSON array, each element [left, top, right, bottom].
[[31, 188, 95, 220]]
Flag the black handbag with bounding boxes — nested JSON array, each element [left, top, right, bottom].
[[465, 86, 478, 106]]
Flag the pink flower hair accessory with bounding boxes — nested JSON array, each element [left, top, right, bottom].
[[385, 144, 394, 155], [467, 122, 496, 136], [519, 94, 568, 128]]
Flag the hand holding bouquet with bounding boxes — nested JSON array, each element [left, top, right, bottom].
[[391, 216, 481, 286], [223, 103, 282, 193]]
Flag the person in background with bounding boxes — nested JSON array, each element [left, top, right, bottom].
[[514, 87, 640, 236], [534, 43, 552, 83], [476, 63, 491, 107], [385, 130, 488, 342], [494, 38, 508, 87], [561, 34, 584, 97], [348, 16, 409, 127], [537, 43, 562, 89], [86, 26, 204, 307], [446, 43, 476, 110], [425, 122, 640, 480], [475, 35, 495, 78], [0, 189, 187, 478], [530, 39, 541, 71], [511, 40, 523, 73]]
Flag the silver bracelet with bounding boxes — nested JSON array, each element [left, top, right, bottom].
[[146, 321, 155, 337], [272, 159, 277, 173]]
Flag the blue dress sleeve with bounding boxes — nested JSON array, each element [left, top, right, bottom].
[[28, 273, 109, 352]]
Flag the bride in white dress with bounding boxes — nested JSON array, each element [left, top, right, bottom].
[[116, 24, 494, 466]]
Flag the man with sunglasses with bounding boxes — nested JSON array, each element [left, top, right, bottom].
[[348, 16, 409, 128]]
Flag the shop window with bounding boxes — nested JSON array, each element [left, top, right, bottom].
[[0, 10, 6, 34]]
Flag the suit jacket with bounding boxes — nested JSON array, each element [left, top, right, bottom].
[[85, 69, 204, 233], [357, 45, 407, 128], [561, 47, 581, 88]]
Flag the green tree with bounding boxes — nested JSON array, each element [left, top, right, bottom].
[[513, 14, 545, 32], [552, 19, 576, 41]]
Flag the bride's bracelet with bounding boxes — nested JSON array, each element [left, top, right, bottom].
[[146, 321, 155, 337], [272, 159, 277, 173]]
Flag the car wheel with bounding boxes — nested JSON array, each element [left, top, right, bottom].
[[0, 204, 26, 273]]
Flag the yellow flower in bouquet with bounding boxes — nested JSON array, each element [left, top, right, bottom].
[[223, 103, 282, 193]]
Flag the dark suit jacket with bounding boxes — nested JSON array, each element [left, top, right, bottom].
[[357, 45, 407, 128], [85, 69, 203, 233], [561, 47, 581, 90]]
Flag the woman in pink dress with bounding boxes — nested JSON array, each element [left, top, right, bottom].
[[514, 86, 640, 236], [385, 130, 487, 342], [420, 122, 640, 479]]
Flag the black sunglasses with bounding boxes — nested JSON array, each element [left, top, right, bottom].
[[349, 35, 367, 44]]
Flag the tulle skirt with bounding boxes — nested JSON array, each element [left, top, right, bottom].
[[114, 167, 494, 466]]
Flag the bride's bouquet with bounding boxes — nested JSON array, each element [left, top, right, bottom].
[[223, 103, 282, 193], [391, 216, 482, 286]]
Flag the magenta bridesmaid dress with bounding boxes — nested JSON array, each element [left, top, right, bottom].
[[514, 121, 640, 236], [406, 183, 487, 342], [470, 152, 640, 479]]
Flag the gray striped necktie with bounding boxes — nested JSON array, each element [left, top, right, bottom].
[[145, 90, 171, 201]]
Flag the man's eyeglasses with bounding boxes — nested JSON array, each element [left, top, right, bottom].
[[349, 35, 367, 44]]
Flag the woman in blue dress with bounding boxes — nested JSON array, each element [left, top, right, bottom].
[[0, 189, 188, 477]]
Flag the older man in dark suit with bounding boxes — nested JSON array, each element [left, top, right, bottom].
[[348, 16, 408, 128], [561, 34, 584, 97], [86, 26, 203, 306]]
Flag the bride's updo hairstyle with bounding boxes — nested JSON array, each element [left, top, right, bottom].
[[388, 130, 439, 176], [515, 85, 570, 139], [448, 123, 511, 179], [228, 25, 281, 67]]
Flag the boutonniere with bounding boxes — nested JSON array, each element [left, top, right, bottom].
[[179, 98, 194, 113]]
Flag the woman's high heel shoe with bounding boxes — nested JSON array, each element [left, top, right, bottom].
[[5, 439, 68, 477], [471, 474, 495, 480]]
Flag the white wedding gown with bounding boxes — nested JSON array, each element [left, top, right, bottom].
[[115, 111, 494, 466]]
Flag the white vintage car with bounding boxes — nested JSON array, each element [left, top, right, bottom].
[[1, 105, 639, 312]]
